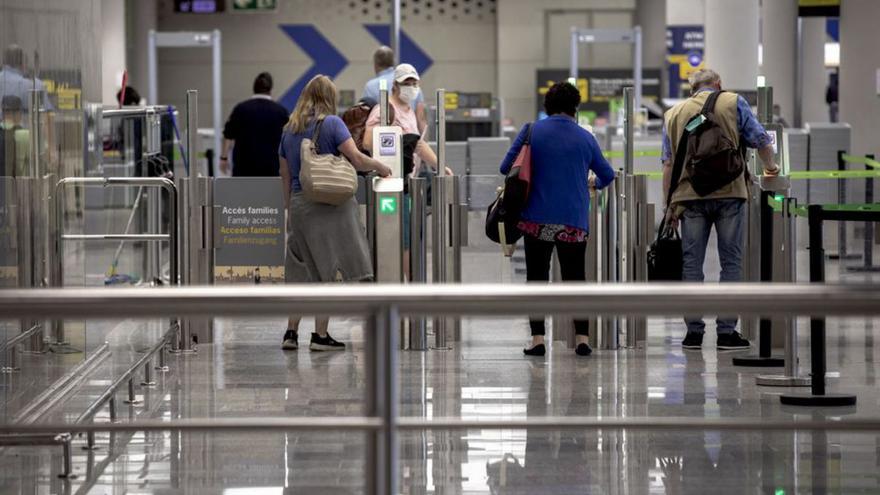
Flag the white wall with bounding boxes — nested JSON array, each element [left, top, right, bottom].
[[496, 0, 637, 126], [666, 0, 704, 26], [840, 0, 880, 155], [154, 0, 496, 129], [101, 0, 126, 105]]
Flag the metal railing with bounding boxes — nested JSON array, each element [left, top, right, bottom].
[[76, 322, 178, 450], [1, 284, 880, 494]]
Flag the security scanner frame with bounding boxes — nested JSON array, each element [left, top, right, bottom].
[[569, 27, 643, 112], [148, 30, 222, 175]]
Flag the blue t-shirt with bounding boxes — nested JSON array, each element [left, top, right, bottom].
[[279, 115, 352, 193]]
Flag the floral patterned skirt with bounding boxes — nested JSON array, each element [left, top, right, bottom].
[[517, 220, 587, 243]]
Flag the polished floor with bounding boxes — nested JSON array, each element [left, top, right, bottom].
[[1, 310, 880, 494], [1, 223, 879, 494]]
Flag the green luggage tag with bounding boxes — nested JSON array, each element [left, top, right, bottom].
[[685, 114, 707, 133]]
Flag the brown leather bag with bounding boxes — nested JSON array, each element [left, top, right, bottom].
[[341, 100, 395, 154]]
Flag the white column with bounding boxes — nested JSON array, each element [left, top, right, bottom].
[[840, 0, 880, 155], [704, 0, 759, 91], [760, 0, 797, 124], [666, 0, 704, 25], [101, 0, 126, 105], [801, 17, 828, 124], [125, 0, 158, 101]]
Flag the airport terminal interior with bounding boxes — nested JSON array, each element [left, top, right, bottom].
[[1, 0, 880, 493]]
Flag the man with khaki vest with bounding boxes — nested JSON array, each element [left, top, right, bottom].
[[662, 69, 779, 351]]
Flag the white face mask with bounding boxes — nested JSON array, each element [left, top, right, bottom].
[[399, 85, 420, 104]]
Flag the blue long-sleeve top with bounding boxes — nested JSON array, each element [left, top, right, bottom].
[[500, 115, 615, 234]]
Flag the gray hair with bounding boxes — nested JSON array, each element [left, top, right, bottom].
[[373, 46, 394, 71], [688, 69, 721, 91]]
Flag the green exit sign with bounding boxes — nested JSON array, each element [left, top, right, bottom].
[[232, 0, 277, 11], [379, 196, 398, 215]]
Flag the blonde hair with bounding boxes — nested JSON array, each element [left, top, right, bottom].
[[287, 75, 338, 133]]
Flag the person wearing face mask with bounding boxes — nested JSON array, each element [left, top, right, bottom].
[[363, 63, 453, 280]]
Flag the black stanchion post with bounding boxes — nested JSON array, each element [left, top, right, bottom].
[[780, 205, 857, 407], [733, 190, 784, 367]]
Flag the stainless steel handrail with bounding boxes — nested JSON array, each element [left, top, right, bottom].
[[0, 284, 878, 319], [76, 323, 178, 450], [1, 284, 878, 495], [3, 416, 880, 434], [53, 176, 179, 287], [61, 234, 170, 241], [101, 106, 169, 119]]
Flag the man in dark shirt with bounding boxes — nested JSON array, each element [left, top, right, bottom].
[[220, 72, 289, 176]]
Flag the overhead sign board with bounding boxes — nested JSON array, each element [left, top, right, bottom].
[[233, 0, 278, 12], [798, 0, 839, 17], [535, 68, 662, 117]]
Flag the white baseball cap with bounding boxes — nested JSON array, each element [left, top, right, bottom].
[[394, 63, 420, 83]]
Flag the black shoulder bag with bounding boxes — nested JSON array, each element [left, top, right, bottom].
[[647, 104, 703, 281]]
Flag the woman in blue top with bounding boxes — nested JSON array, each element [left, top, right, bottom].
[[278, 75, 391, 352], [500, 82, 615, 357]]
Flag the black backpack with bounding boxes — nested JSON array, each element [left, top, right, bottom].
[[684, 90, 746, 197]]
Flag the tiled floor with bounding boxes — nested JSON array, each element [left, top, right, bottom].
[[1, 311, 879, 494], [1, 224, 879, 494]]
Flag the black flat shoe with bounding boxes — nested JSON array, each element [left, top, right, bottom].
[[575, 343, 593, 356], [523, 344, 546, 356]]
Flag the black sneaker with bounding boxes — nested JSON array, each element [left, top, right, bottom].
[[309, 333, 345, 352], [575, 343, 592, 356], [717, 332, 750, 350], [281, 329, 298, 350], [523, 343, 546, 356], [681, 332, 703, 350]]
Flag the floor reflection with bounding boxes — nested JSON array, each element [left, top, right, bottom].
[[2, 315, 880, 494]]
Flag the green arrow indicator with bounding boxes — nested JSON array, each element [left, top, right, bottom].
[[379, 196, 398, 215]]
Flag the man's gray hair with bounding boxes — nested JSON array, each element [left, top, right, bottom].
[[688, 69, 721, 91], [373, 46, 394, 71]]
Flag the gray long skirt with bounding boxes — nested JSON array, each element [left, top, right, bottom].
[[285, 192, 373, 283]]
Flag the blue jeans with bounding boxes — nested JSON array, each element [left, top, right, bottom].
[[680, 198, 746, 335]]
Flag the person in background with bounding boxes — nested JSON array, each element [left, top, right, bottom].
[[662, 68, 779, 351], [0, 44, 53, 120], [771, 104, 789, 128], [116, 85, 142, 106], [825, 71, 839, 123], [0, 95, 28, 177], [362, 46, 426, 134], [221, 72, 289, 177], [500, 82, 615, 358], [278, 75, 391, 351], [363, 63, 451, 280]]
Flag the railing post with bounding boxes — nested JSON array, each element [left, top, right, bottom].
[[780, 205, 857, 407], [109, 397, 118, 423], [365, 305, 400, 495], [142, 361, 156, 387], [57, 433, 73, 479], [125, 378, 141, 405], [84, 430, 97, 451], [408, 177, 428, 351]]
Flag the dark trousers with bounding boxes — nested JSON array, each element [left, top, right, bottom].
[[524, 235, 589, 336]]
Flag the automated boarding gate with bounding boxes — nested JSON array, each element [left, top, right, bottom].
[[431, 89, 465, 350], [733, 85, 807, 385]]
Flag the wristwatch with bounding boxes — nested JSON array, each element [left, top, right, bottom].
[[220, 155, 228, 160]]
